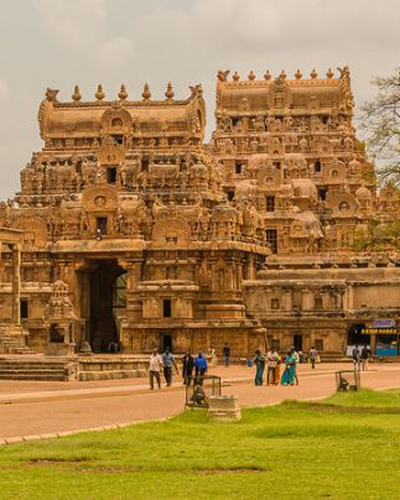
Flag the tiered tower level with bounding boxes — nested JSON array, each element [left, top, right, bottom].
[[1, 69, 400, 357], [211, 67, 382, 255]]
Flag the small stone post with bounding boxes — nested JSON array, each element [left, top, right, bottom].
[[208, 395, 241, 422]]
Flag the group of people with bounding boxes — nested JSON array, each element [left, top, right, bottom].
[[252, 346, 319, 387], [148, 348, 209, 389], [351, 344, 370, 371], [149, 343, 321, 389]]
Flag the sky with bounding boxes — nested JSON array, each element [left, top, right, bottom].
[[0, 0, 399, 200]]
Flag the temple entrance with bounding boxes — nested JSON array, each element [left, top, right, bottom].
[[293, 334, 303, 352], [81, 259, 126, 353], [160, 333, 173, 352]]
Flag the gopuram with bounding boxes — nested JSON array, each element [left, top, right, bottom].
[[1, 67, 400, 365]]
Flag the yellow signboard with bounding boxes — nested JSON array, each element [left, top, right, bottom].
[[361, 328, 398, 335]]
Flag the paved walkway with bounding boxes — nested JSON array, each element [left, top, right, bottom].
[[0, 362, 399, 440]]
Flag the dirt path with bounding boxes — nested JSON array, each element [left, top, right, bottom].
[[0, 363, 398, 440]]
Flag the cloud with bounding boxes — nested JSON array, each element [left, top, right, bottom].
[[32, 0, 134, 65], [0, 78, 8, 101], [32, 0, 107, 47], [99, 37, 135, 68]]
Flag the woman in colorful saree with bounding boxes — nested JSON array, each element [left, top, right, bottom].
[[253, 349, 265, 386], [281, 351, 296, 386]]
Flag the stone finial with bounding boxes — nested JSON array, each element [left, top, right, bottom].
[[165, 82, 174, 99], [142, 82, 151, 100], [310, 69, 318, 79], [279, 70, 287, 80], [232, 71, 240, 81], [95, 84, 105, 100], [326, 68, 334, 79], [248, 70, 256, 81], [217, 70, 230, 82], [118, 84, 128, 100], [295, 69, 302, 79], [45, 88, 59, 102], [72, 85, 81, 102], [263, 70, 272, 81]]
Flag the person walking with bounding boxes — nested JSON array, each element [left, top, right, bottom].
[[292, 347, 300, 385], [308, 346, 318, 369], [182, 349, 194, 385], [194, 351, 208, 385], [148, 349, 163, 390], [222, 343, 231, 367], [266, 348, 279, 386], [162, 347, 178, 387], [361, 345, 370, 371], [281, 351, 296, 386], [352, 344, 361, 371], [253, 349, 265, 386]]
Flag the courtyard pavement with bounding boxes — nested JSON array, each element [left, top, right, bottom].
[[0, 361, 399, 440]]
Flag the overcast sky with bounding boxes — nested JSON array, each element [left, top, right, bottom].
[[0, 0, 399, 200]]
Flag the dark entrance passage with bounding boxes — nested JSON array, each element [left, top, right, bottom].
[[293, 334, 303, 352], [160, 333, 173, 352], [85, 259, 126, 353], [347, 324, 366, 346]]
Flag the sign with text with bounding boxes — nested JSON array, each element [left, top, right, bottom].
[[373, 319, 397, 329]]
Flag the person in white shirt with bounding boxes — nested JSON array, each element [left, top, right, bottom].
[[149, 349, 163, 389]]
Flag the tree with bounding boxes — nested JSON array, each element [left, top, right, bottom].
[[361, 68, 400, 186]]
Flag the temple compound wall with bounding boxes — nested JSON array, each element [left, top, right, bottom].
[[1, 68, 400, 358]]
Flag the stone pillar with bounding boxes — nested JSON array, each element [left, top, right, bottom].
[[11, 244, 21, 324], [371, 334, 376, 356], [0, 242, 2, 321]]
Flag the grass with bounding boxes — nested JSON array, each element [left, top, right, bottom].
[[1, 389, 400, 499]]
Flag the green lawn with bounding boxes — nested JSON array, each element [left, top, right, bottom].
[[1, 389, 400, 499]]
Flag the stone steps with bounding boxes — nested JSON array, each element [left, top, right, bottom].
[[0, 358, 75, 381], [0, 326, 33, 355], [79, 369, 147, 381]]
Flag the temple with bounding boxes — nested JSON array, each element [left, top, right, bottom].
[[1, 68, 400, 366]]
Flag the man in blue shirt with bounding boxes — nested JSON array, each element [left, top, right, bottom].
[[194, 351, 208, 385], [162, 347, 178, 387]]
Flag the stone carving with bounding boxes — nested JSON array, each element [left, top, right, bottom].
[[1, 68, 397, 362]]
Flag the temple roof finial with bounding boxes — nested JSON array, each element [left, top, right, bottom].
[[95, 84, 105, 101], [294, 69, 302, 80], [248, 70, 256, 81], [217, 70, 230, 82], [165, 82, 174, 100], [72, 85, 81, 102], [232, 71, 240, 81], [326, 68, 334, 79], [142, 82, 151, 100], [310, 69, 318, 79], [279, 70, 287, 80], [118, 84, 128, 100], [263, 70, 272, 81]]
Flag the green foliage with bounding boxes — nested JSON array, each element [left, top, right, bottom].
[[0, 390, 400, 498], [361, 68, 400, 186], [352, 216, 400, 251]]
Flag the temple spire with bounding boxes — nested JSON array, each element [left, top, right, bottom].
[[95, 84, 105, 100], [142, 82, 151, 100], [165, 82, 174, 100], [71, 85, 81, 102], [118, 84, 128, 100]]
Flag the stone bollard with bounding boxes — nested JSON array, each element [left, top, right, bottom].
[[208, 395, 241, 422]]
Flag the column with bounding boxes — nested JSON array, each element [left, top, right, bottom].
[[0, 242, 2, 321], [11, 244, 21, 324]]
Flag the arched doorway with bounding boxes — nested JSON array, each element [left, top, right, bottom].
[[81, 259, 126, 353]]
